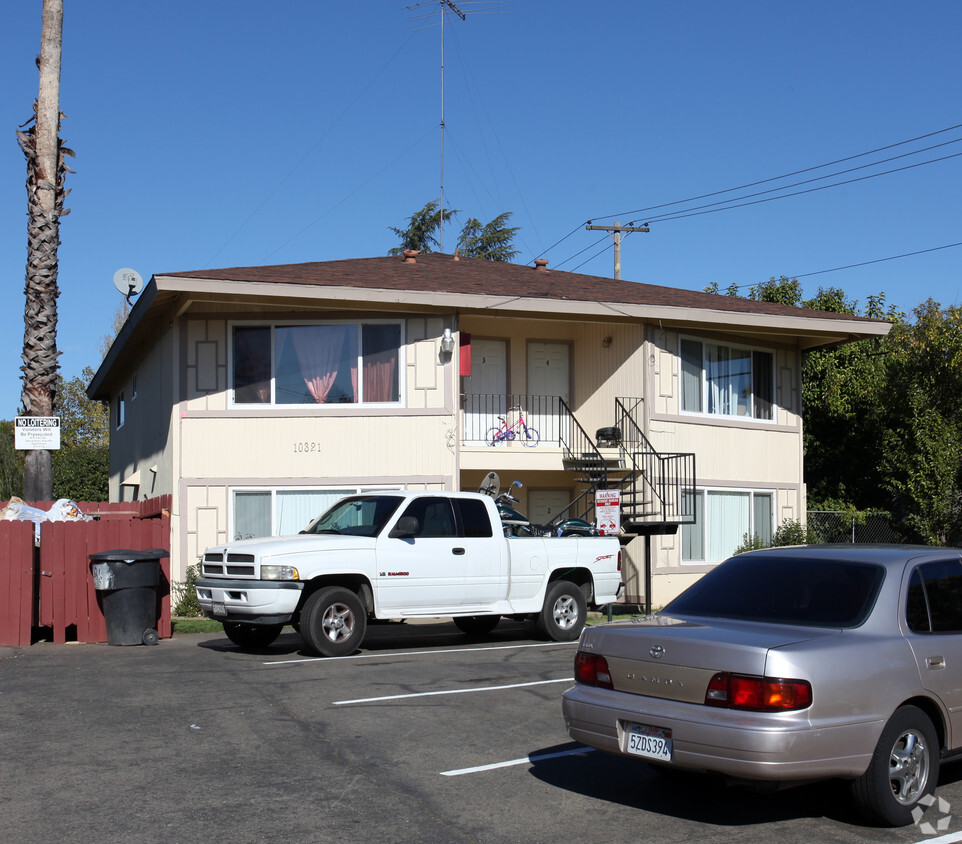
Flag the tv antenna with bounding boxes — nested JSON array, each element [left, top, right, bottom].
[[113, 267, 143, 303], [406, 1, 509, 252]]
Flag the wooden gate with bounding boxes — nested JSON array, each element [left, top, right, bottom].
[[0, 496, 172, 647]]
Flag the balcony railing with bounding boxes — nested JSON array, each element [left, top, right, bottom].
[[461, 394, 564, 445]]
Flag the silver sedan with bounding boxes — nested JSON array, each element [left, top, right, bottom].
[[562, 545, 962, 826]]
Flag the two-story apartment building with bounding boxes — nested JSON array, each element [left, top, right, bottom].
[[88, 251, 890, 606]]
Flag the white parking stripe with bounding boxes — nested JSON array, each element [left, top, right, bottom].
[[261, 640, 578, 666], [441, 746, 596, 776], [914, 833, 962, 844], [333, 677, 571, 705]]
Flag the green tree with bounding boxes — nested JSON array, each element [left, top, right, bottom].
[[52, 445, 108, 501], [876, 300, 962, 543], [389, 201, 520, 260], [388, 200, 457, 255], [45, 366, 109, 502], [55, 366, 108, 449], [456, 212, 520, 261], [0, 422, 24, 501]]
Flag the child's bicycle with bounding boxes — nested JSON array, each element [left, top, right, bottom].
[[486, 406, 540, 447]]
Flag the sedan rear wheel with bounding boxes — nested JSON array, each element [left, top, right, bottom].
[[851, 705, 940, 826]]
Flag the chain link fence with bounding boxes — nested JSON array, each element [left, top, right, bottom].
[[806, 511, 902, 544]]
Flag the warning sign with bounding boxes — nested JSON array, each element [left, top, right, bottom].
[[595, 489, 621, 536], [15, 416, 61, 450]]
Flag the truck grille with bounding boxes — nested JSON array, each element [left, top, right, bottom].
[[202, 552, 256, 577]]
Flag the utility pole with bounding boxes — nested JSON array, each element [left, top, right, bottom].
[[585, 220, 649, 279]]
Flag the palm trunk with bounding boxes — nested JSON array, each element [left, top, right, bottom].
[[18, 0, 70, 501]]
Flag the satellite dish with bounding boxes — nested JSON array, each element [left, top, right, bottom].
[[477, 471, 500, 498], [113, 268, 143, 300]]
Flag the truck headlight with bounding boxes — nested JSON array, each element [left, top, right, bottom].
[[261, 564, 299, 581]]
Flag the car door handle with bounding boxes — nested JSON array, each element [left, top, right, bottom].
[[452, 547, 465, 555], [927, 655, 945, 669]]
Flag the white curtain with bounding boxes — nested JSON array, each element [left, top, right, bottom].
[[706, 491, 749, 561]]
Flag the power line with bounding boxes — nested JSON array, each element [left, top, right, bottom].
[[717, 241, 962, 293], [589, 122, 962, 223], [645, 149, 962, 224], [790, 241, 962, 281]]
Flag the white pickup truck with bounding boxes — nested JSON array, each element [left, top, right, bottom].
[[195, 490, 623, 656]]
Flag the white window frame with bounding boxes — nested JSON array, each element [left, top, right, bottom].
[[115, 391, 126, 430], [682, 487, 775, 564], [228, 319, 406, 408], [229, 484, 405, 540], [679, 336, 776, 422]]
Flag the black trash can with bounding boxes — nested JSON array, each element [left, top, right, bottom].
[[90, 549, 169, 646]]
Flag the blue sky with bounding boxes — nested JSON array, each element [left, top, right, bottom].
[[1, 1, 959, 415]]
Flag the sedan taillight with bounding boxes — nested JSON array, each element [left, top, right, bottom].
[[574, 652, 614, 690], [705, 672, 812, 711]]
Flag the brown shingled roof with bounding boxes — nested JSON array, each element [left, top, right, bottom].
[[159, 252, 879, 324]]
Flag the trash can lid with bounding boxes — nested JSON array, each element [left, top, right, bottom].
[[88, 548, 169, 563]]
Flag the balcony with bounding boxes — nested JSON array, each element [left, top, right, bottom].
[[459, 394, 696, 533]]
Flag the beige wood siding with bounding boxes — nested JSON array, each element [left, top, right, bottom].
[[179, 414, 456, 479]]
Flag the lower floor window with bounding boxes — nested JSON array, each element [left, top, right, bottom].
[[682, 488, 773, 563], [232, 486, 401, 540]]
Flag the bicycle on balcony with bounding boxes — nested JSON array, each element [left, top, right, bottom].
[[487, 405, 540, 447]]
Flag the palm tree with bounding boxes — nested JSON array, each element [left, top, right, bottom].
[[17, 0, 71, 500]]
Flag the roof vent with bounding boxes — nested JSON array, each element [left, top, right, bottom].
[[402, 250, 419, 263], [534, 258, 549, 271]]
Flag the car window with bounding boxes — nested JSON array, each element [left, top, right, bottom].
[[454, 498, 493, 538], [663, 554, 885, 628], [399, 497, 458, 538], [302, 495, 403, 536], [906, 559, 962, 634]]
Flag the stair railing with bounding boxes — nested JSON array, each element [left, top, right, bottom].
[[615, 397, 696, 525]]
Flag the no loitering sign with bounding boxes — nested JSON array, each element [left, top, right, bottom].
[[15, 416, 61, 450]]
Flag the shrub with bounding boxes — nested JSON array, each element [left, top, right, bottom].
[[734, 518, 817, 555], [172, 563, 203, 617]]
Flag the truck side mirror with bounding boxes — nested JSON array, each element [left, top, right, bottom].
[[389, 516, 419, 538]]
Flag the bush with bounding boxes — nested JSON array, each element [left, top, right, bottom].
[[172, 563, 203, 617], [734, 518, 817, 555]]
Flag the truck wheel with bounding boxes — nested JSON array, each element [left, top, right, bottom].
[[537, 580, 586, 641], [223, 622, 283, 649], [850, 705, 940, 826], [300, 586, 367, 657], [453, 615, 501, 636]]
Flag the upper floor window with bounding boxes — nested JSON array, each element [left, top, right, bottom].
[[115, 392, 126, 429], [231, 321, 402, 406], [680, 338, 774, 420]]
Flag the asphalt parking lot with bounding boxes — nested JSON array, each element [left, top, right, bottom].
[[2, 619, 962, 844]]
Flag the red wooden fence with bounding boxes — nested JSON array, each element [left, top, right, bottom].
[[0, 496, 172, 647]]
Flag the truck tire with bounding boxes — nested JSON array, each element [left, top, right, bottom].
[[223, 622, 283, 649], [453, 615, 501, 636], [537, 580, 586, 641], [300, 586, 367, 657]]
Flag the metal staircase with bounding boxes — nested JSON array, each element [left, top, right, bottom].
[[557, 397, 695, 537]]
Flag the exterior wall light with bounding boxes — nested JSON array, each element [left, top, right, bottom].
[[440, 328, 456, 354]]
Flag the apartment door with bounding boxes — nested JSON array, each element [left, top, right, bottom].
[[527, 341, 569, 443], [464, 339, 507, 442], [529, 489, 574, 530]]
